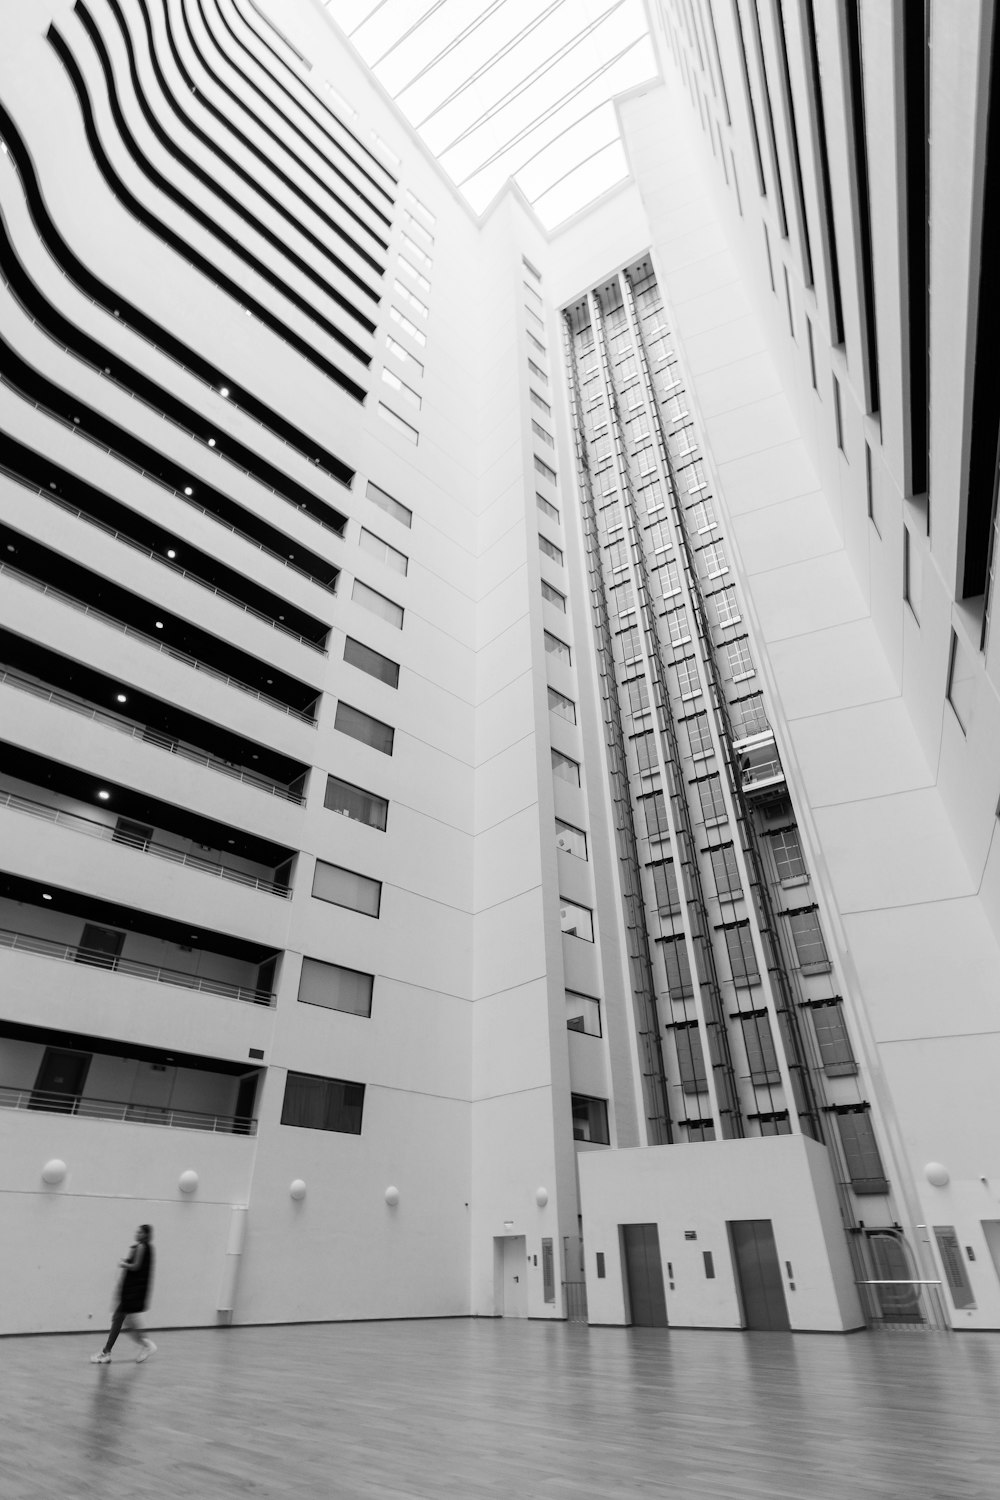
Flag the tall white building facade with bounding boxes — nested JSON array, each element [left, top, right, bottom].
[[1, 0, 997, 1337]]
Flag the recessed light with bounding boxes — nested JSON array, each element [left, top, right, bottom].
[[5, 544, 14, 553], [207, 438, 216, 448], [183, 487, 193, 496], [227, 839, 235, 845], [220, 387, 229, 398], [166, 550, 176, 559], [116, 693, 127, 703], [42, 893, 52, 901], [155, 621, 164, 629], [97, 790, 110, 801]]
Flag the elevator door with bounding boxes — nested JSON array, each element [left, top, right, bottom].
[[728, 1220, 790, 1331], [621, 1223, 668, 1327]]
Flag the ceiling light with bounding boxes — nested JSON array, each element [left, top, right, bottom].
[[220, 387, 229, 398], [97, 790, 110, 801], [166, 550, 176, 559], [184, 487, 193, 496], [207, 438, 216, 448], [116, 693, 127, 703], [42, 893, 52, 901], [155, 621, 164, 629]]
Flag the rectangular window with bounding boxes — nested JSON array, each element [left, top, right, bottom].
[[534, 456, 557, 483], [524, 279, 543, 307], [298, 957, 374, 1017], [405, 188, 436, 227], [683, 713, 713, 758], [359, 528, 408, 576], [651, 859, 680, 915], [352, 578, 404, 629], [730, 694, 769, 740], [865, 442, 878, 534], [403, 210, 434, 245], [551, 748, 581, 786], [834, 1106, 889, 1194], [378, 404, 419, 445], [548, 686, 576, 723], [528, 358, 548, 385], [281, 1071, 365, 1134], [571, 1093, 609, 1143], [807, 317, 817, 390], [381, 367, 421, 410], [311, 859, 381, 917], [766, 827, 803, 882], [541, 579, 566, 612], [384, 335, 424, 378], [538, 534, 563, 565], [560, 899, 594, 942], [556, 818, 588, 859], [343, 636, 399, 689], [947, 631, 975, 732], [531, 420, 555, 449], [833, 373, 844, 452], [544, 630, 571, 665], [566, 991, 601, 1036], [641, 790, 670, 842], [527, 331, 547, 356], [324, 773, 388, 831], [725, 636, 755, 681], [709, 843, 742, 898], [646, 520, 672, 553], [631, 730, 656, 775], [366, 480, 412, 529], [674, 657, 702, 699], [809, 999, 858, 1076], [536, 492, 560, 522], [530, 389, 551, 416], [783, 265, 795, 339], [710, 587, 741, 628], [687, 499, 716, 533], [399, 232, 432, 270], [786, 907, 830, 971], [722, 921, 760, 984], [393, 280, 428, 317], [739, 1011, 782, 1085], [675, 1022, 708, 1094], [701, 541, 729, 578], [665, 608, 691, 646], [398, 254, 430, 293], [904, 529, 921, 622], [763, 222, 775, 290], [334, 701, 395, 756], [522, 255, 542, 281], [625, 675, 650, 717], [389, 305, 426, 347], [525, 305, 545, 330], [660, 935, 694, 999]]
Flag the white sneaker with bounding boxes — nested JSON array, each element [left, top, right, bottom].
[[90, 1351, 111, 1364], [136, 1339, 156, 1363]]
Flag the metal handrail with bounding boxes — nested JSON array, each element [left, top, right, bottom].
[[741, 758, 784, 785], [0, 665, 305, 801], [0, 666, 306, 802], [19, 477, 328, 650], [0, 1085, 257, 1134], [0, 789, 291, 896], [0, 928, 274, 1006], [0, 561, 319, 723]]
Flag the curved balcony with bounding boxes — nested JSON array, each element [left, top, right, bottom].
[[0, 1084, 255, 1134], [0, 928, 274, 1006]]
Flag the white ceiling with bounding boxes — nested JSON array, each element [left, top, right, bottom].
[[322, 0, 660, 228]]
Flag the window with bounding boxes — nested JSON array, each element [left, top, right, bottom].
[[651, 859, 680, 915], [571, 1093, 609, 1143], [657, 559, 682, 597], [833, 373, 844, 452], [312, 859, 381, 917], [725, 637, 755, 681], [534, 456, 557, 483], [551, 748, 581, 786], [624, 675, 650, 717], [865, 442, 879, 534], [641, 790, 670, 842], [763, 222, 775, 290], [683, 714, 713, 758], [807, 316, 817, 389], [359, 528, 408, 576], [403, 210, 434, 245], [674, 657, 702, 699], [674, 1022, 708, 1094], [398, 255, 430, 294], [405, 188, 436, 227], [809, 999, 858, 1076], [281, 1072, 365, 1134], [739, 1012, 782, 1085], [769, 827, 806, 882], [393, 280, 427, 318], [527, 332, 547, 356], [544, 630, 571, 665], [730, 694, 768, 739], [353, 579, 404, 629], [524, 279, 543, 308], [556, 819, 588, 858], [538, 534, 563, 565], [522, 255, 542, 281], [385, 336, 424, 378], [526, 305, 545, 330], [399, 233, 432, 271], [560, 899, 594, 941], [324, 773, 388, 831], [786, 907, 830, 971], [834, 1106, 889, 1194], [687, 499, 716, 533], [710, 588, 741, 628], [548, 686, 576, 723], [366, 480, 412, 529], [904, 529, 921, 621], [298, 959, 374, 1016], [684, 459, 708, 493], [381, 368, 421, 410], [530, 389, 551, 416], [532, 420, 554, 449], [334, 701, 394, 756], [378, 404, 418, 444], [947, 631, 975, 731], [344, 636, 399, 689], [646, 519, 671, 553], [631, 731, 656, 775], [566, 991, 601, 1036], [528, 358, 548, 385], [700, 541, 729, 578], [664, 608, 690, 647], [389, 305, 426, 347], [709, 843, 742, 899], [722, 921, 760, 984], [541, 579, 566, 612], [783, 265, 795, 339], [660, 935, 694, 999], [536, 492, 560, 522]]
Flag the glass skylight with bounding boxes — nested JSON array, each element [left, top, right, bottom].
[[322, 0, 659, 228]]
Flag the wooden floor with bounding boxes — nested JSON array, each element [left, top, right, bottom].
[[2, 1319, 998, 1499]]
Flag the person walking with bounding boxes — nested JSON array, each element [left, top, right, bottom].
[[90, 1224, 156, 1364]]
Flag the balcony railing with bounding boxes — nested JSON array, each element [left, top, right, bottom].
[[0, 928, 274, 1006], [0, 1085, 256, 1135], [741, 756, 785, 789], [0, 666, 306, 803], [0, 561, 319, 723], [0, 788, 291, 897]]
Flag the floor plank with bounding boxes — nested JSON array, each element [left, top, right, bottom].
[[1, 1320, 997, 1499]]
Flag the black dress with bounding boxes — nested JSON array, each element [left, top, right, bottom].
[[118, 1244, 154, 1313]]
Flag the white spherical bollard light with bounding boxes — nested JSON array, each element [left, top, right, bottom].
[[384, 1186, 400, 1207], [924, 1162, 950, 1187], [178, 1170, 199, 1194], [289, 1179, 307, 1201], [535, 1187, 549, 1208], [41, 1159, 67, 1186]]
